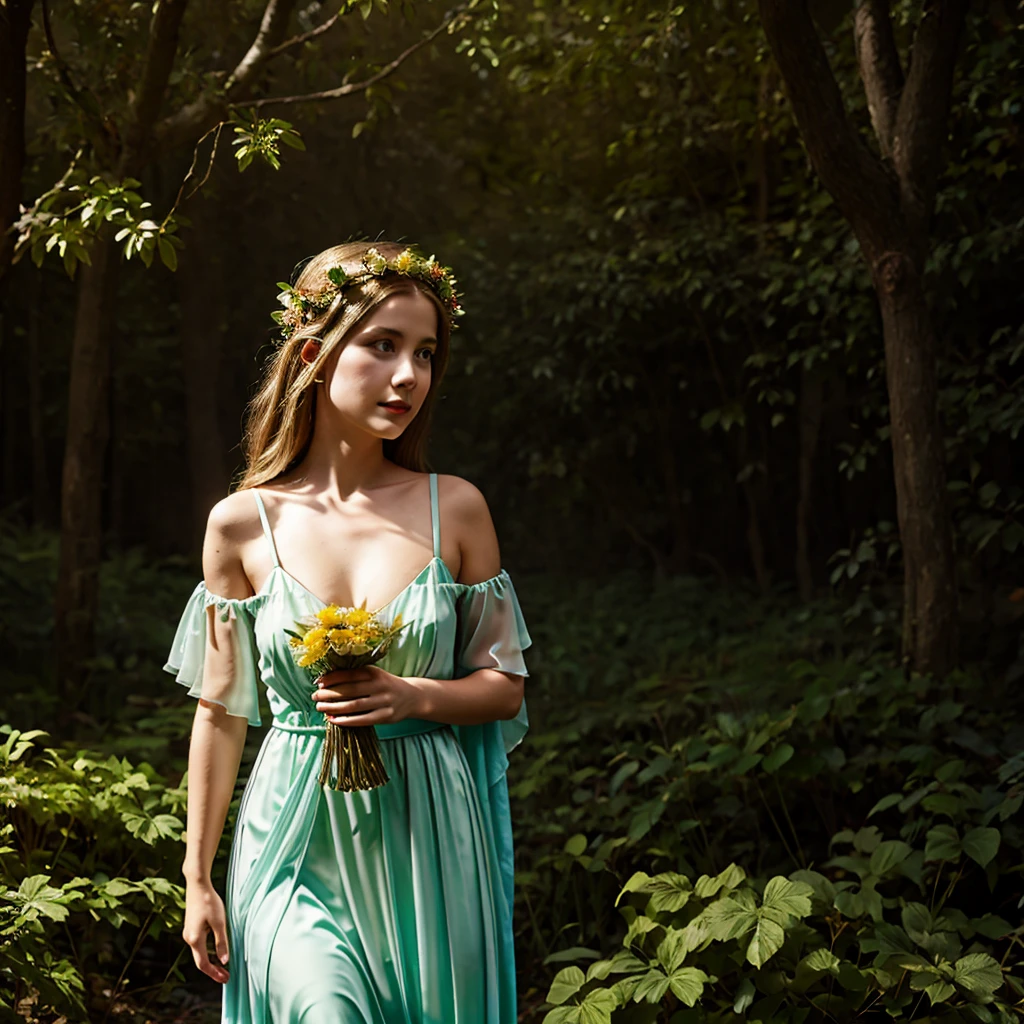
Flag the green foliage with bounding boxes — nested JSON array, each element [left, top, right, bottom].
[[15, 173, 184, 275], [540, 858, 1017, 1024], [0, 725, 196, 1019], [429, 0, 1024, 600], [507, 570, 1024, 1021], [230, 109, 306, 172]]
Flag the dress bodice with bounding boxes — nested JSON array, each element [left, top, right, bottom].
[[163, 473, 532, 767]]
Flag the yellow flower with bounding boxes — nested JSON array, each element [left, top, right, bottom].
[[298, 637, 329, 667], [395, 250, 414, 272], [315, 604, 374, 628]]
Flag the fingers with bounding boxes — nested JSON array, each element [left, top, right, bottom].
[[322, 708, 392, 727], [312, 670, 381, 703], [184, 924, 230, 984], [214, 919, 230, 968], [317, 667, 374, 687], [317, 694, 389, 721]]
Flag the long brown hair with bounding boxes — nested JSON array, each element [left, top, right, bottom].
[[235, 241, 452, 490]]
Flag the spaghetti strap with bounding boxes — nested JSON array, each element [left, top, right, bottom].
[[429, 472, 441, 559], [252, 490, 281, 568]]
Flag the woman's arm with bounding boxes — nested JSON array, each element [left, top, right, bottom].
[[180, 494, 255, 983], [410, 475, 523, 721]]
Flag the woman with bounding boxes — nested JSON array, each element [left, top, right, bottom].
[[164, 241, 531, 1023]]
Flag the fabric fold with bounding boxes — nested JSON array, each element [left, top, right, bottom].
[[444, 570, 533, 972], [163, 582, 265, 727]]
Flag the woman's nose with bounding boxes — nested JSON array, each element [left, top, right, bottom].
[[392, 357, 417, 389]]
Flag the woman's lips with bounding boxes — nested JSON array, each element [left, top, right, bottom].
[[379, 401, 411, 415]]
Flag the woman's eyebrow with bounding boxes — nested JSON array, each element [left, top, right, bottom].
[[370, 326, 437, 345]]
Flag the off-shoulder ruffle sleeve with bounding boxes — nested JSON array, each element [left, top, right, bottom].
[[162, 582, 265, 727], [446, 568, 533, 942], [452, 569, 532, 755]]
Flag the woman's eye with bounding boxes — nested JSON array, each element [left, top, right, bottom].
[[372, 338, 395, 352], [417, 348, 435, 361]]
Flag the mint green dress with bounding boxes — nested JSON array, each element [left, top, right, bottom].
[[163, 474, 531, 1023]]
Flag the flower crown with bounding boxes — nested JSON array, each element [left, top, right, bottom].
[[271, 246, 463, 344]]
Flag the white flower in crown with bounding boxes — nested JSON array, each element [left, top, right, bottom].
[[363, 248, 389, 275]]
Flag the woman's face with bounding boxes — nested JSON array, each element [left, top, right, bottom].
[[312, 289, 439, 441]]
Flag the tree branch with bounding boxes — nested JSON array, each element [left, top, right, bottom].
[[241, 11, 464, 109], [119, 0, 190, 174], [153, 0, 300, 153], [892, 0, 970, 238], [40, 0, 119, 156], [223, 0, 302, 94], [757, 0, 902, 253], [853, 0, 903, 159], [265, 6, 345, 59]]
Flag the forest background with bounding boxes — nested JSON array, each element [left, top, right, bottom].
[[1, 0, 1023, 1021]]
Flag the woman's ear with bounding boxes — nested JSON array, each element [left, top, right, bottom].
[[299, 338, 322, 367]]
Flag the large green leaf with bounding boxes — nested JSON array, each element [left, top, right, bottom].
[[733, 977, 756, 1014], [801, 948, 841, 974], [579, 989, 617, 1024], [548, 967, 586, 1006], [760, 876, 813, 925], [633, 969, 672, 1003], [657, 929, 693, 973], [646, 873, 694, 913], [961, 827, 1000, 868], [762, 743, 794, 774], [746, 917, 785, 968], [693, 862, 746, 898], [543, 1008, 582, 1024], [925, 824, 962, 862], [3, 875, 77, 924], [617, 872, 651, 905], [704, 897, 756, 941], [901, 903, 932, 946], [869, 840, 912, 876], [668, 967, 709, 1006], [564, 834, 588, 857], [953, 954, 1002, 1000], [926, 981, 956, 1004]]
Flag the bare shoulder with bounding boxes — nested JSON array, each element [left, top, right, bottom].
[[435, 474, 500, 583], [202, 489, 262, 598], [205, 489, 262, 540], [435, 473, 493, 525]]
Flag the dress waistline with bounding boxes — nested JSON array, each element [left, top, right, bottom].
[[270, 717, 447, 740]]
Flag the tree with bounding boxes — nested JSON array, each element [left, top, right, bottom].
[[12, 0, 472, 715], [757, 0, 969, 676]]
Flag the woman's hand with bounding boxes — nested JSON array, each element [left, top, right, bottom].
[[312, 666, 424, 726], [183, 880, 230, 984]]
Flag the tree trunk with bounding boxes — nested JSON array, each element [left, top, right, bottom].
[[757, 0, 966, 676], [872, 249, 958, 674], [0, 0, 33, 282], [178, 203, 229, 552], [795, 363, 823, 600], [55, 234, 118, 716]]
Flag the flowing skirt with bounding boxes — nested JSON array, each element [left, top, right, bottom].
[[224, 723, 514, 1024]]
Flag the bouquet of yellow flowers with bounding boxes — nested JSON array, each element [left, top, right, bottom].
[[285, 603, 407, 792]]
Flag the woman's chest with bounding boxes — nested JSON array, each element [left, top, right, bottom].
[[250, 575, 461, 703]]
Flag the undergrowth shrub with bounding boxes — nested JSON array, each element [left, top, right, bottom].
[[0, 723, 244, 1023], [509, 574, 1024, 1022]]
